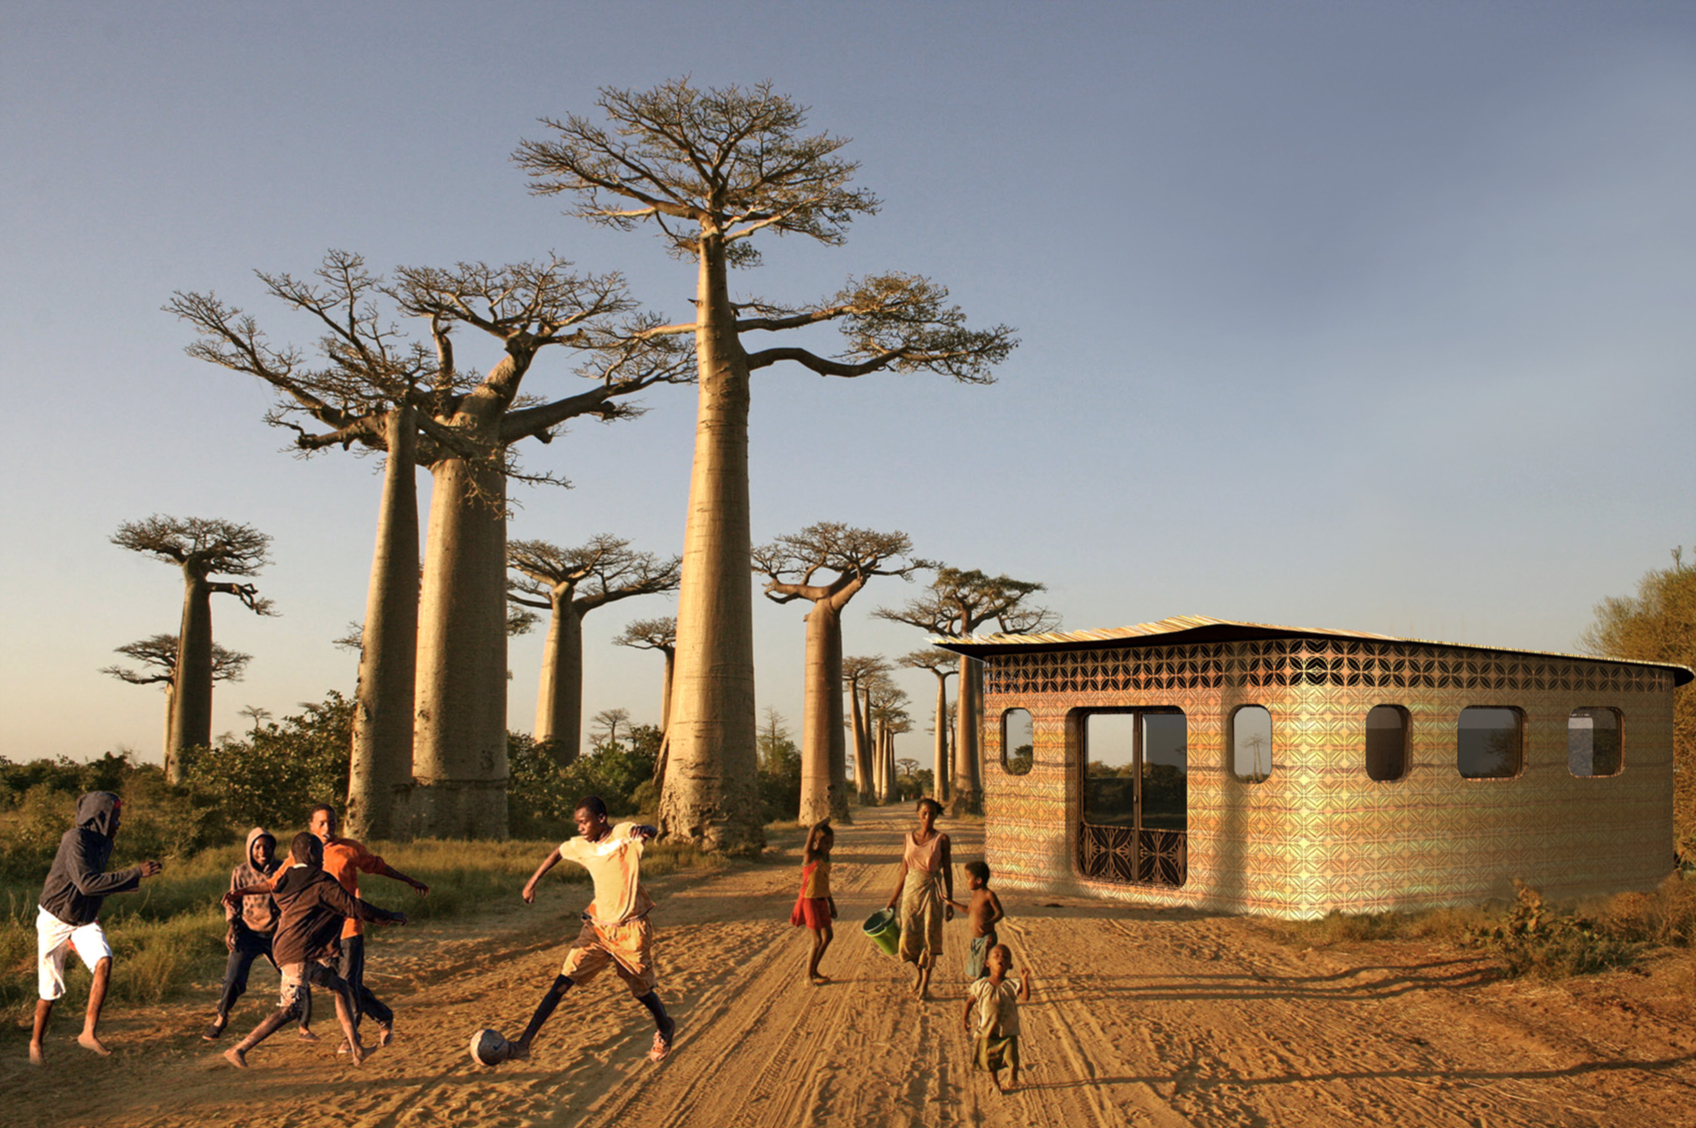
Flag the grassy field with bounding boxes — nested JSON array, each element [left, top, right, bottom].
[[2, 836, 728, 1019]]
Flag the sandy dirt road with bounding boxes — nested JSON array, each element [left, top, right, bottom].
[[9, 805, 1696, 1127]]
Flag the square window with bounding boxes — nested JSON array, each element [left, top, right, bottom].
[[1458, 707, 1522, 779]]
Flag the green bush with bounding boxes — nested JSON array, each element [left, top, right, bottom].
[[178, 692, 354, 830], [508, 727, 660, 839]]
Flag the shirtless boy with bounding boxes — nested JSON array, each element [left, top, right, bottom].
[[510, 796, 676, 1063], [948, 860, 1004, 982]]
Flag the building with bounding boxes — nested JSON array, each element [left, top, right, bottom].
[[939, 616, 1693, 919]]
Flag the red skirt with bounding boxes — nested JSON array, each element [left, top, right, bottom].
[[790, 896, 831, 929]]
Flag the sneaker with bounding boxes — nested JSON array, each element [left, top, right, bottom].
[[647, 1029, 673, 1063], [203, 1019, 227, 1041]]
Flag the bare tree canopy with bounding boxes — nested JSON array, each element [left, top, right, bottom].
[[615, 616, 677, 652], [516, 78, 1015, 852], [878, 567, 1056, 813], [755, 523, 925, 824], [103, 634, 252, 685], [900, 648, 957, 804]]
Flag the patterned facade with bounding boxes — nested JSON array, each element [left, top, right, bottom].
[[973, 631, 1681, 919]]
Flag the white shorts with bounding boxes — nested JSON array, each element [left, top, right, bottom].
[[36, 905, 114, 1001]]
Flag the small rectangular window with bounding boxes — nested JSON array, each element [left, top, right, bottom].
[[1230, 705, 1272, 782], [1457, 707, 1522, 779], [1001, 708, 1033, 775], [1365, 705, 1408, 781], [1569, 708, 1623, 777]]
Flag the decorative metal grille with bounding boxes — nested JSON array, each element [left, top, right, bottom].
[[985, 638, 1671, 698], [1078, 822, 1187, 887]]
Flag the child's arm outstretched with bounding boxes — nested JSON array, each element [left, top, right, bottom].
[[1018, 967, 1032, 1002], [521, 849, 563, 903]]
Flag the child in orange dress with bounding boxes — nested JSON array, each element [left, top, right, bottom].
[[790, 820, 838, 984]]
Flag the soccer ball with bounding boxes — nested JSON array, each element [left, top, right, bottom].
[[470, 1027, 512, 1067]]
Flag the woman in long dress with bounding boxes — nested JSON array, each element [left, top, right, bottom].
[[884, 798, 954, 998]]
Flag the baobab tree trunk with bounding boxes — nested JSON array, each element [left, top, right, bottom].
[[658, 242, 762, 853], [162, 683, 177, 768], [850, 684, 872, 804], [931, 674, 949, 803], [951, 655, 984, 815], [413, 456, 509, 838], [659, 649, 674, 733], [169, 571, 215, 781], [346, 407, 419, 840], [534, 597, 586, 764], [797, 601, 846, 826]]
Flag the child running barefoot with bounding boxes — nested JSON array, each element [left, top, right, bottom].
[[947, 860, 1004, 983], [962, 944, 1032, 1094], [790, 820, 838, 984]]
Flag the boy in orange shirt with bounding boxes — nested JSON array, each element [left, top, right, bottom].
[[510, 795, 675, 1063]]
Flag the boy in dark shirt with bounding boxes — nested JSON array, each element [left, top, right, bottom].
[[221, 832, 407, 1068], [31, 791, 162, 1065]]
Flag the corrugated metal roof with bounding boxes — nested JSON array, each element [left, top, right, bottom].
[[930, 614, 1695, 686]]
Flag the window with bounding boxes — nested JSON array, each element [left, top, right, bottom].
[[1001, 708, 1033, 775], [1457, 707, 1522, 779], [1569, 708, 1623, 777], [1083, 711, 1186, 833], [1230, 705, 1272, 783], [1365, 705, 1409, 782]]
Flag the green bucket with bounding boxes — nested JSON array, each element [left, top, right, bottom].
[[863, 908, 901, 958]]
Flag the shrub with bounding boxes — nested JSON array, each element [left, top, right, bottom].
[[1466, 880, 1637, 978], [178, 692, 353, 829], [508, 728, 660, 838]]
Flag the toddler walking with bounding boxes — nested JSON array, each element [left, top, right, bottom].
[[962, 944, 1032, 1093]]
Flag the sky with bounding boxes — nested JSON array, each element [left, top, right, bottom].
[[2, 1, 1693, 767]]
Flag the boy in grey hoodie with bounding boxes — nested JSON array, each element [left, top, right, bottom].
[[30, 791, 162, 1065], [203, 827, 281, 1041]]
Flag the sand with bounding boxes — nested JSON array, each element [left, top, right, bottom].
[[9, 805, 1696, 1127]]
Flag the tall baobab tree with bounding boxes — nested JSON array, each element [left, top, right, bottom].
[[878, 568, 1056, 814], [842, 654, 889, 803], [754, 524, 925, 825], [111, 517, 275, 782], [507, 536, 681, 763], [615, 617, 677, 733], [899, 649, 957, 804], [397, 262, 690, 837], [102, 634, 251, 764], [866, 676, 910, 804], [517, 79, 1017, 853], [173, 253, 444, 839]]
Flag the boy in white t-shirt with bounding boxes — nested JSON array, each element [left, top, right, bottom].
[[962, 944, 1032, 1093], [510, 796, 675, 1063]]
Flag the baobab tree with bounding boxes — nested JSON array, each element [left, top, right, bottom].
[[102, 634, 251, 764], [397, 262, 691, 837], [842, 654, 890, 804], [507, 536, 681, 763], [754, 524, 925, 825], [518, 79, 1017, 852], [866, 677, 910, 805], [592, 708, 631, 748], [173, 253, 442, 839], [878, 568, 1056, 814], [111, 517, 275, 782], [614, 617, 677, 733], [899, 648, 957, 804]]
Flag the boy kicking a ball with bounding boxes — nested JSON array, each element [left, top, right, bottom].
[[510, 796, 676, 1063]]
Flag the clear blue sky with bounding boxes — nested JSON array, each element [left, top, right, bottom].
[[3, 2, 1693, 765]]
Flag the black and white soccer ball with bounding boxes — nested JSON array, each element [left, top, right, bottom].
[[470, 1027, 512, 1067]]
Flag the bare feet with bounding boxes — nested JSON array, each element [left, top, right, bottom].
[[809, 974, 832, 985], [347, 1040, 365, 1066], [77, 1032, 111, 1057], [297, 1028, 319, 1042], [223, 1047, 248, 1069], [377, 1022, 394, 1047], [28, 1042, 44, 1066]]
